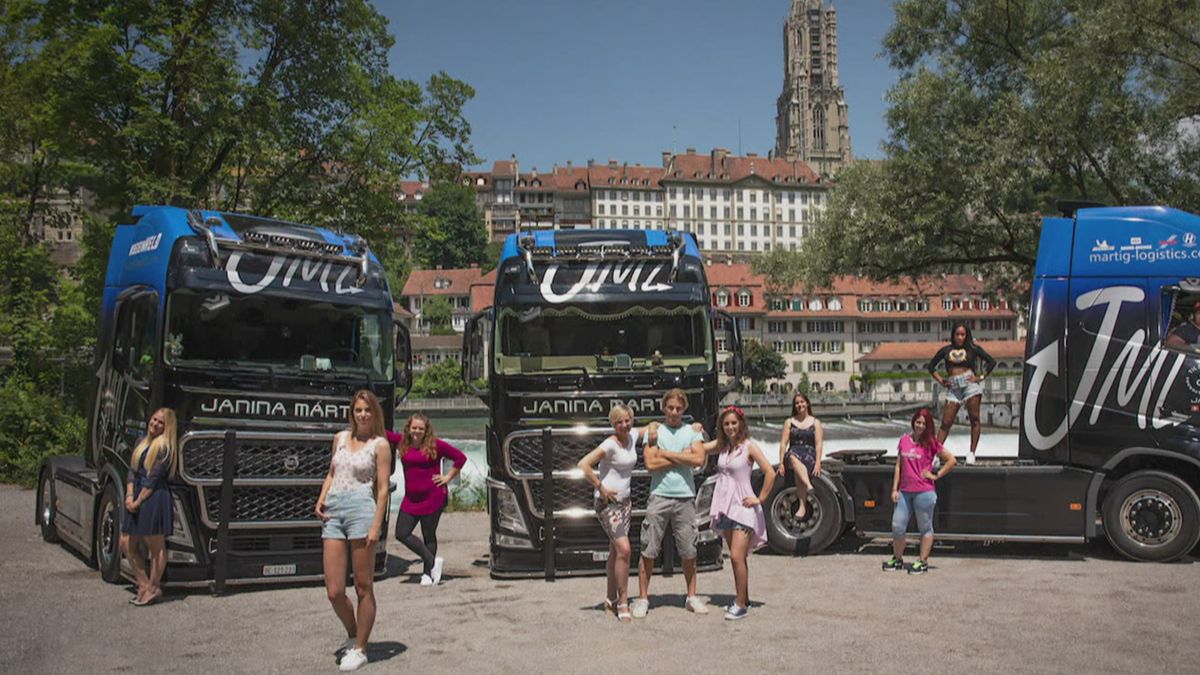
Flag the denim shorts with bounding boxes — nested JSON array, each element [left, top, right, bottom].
[[713, 514, 754, 534], [892, 490, 937, 537], [321, 486, 378, 540], [944, 372, 983, 404]]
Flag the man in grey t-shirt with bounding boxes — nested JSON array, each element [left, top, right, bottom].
[[631, 389, 708, 617]]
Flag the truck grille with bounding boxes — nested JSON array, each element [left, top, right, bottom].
[[181, 434, 331, 482], [200, 485, 322, 527], [505, 428, 646, 477], [526, 476, 655, 516]]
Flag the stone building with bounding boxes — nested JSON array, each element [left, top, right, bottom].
[[774, 0, 852, 177]]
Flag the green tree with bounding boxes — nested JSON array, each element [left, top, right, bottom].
[[0, 1, 479, 484], [411, 357, 466, 398], [413, 183, 488, 269], [769, 0, 1200, 296], [422, 296, 455, 336], [742, 340, 787, 394]]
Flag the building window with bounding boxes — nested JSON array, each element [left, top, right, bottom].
[[808, 298, 823, 311], [716, 292, 729, 307]]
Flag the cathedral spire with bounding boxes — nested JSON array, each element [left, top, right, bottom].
[[775, 0, 852, 177]]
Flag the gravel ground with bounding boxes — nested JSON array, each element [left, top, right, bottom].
[[2, 483, 1198, 674]]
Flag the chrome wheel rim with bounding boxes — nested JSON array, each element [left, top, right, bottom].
[[1121, 489, 1182, 546], [98, 498, 117, 565], [771, 487, 821, 540]]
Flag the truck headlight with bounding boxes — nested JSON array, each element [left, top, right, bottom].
[[166, 494, 195, 548], [488, 479, 528, 535]]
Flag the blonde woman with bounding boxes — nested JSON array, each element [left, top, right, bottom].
[[578, 404, 641, 622], [315, 390, 391, 672], [121, 407, 178, 607]]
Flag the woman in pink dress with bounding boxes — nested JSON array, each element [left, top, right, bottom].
[[694, 405, 776, 620]]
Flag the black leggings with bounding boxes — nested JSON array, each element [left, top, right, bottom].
[[394, 508, 444, 575]]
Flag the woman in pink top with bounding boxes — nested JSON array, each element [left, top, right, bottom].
[[387, 413, 467, 587], [883, 408, 957, 575], [695, 405, 775, 620]]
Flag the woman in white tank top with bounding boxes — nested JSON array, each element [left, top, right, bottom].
[[314, 390, 390, 671]]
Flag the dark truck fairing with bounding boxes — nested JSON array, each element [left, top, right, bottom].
[[464, 229, 743, 577], [37, 205, 412, 588]]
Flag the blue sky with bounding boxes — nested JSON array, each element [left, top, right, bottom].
[[381, 0, 899, 173]]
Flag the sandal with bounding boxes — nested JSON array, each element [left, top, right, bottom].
[[603, 597, 616, 614], [616, 603, 632, 623], [132, 590, 162, 607]]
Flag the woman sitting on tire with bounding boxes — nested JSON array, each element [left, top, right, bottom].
[[120, 407, 178, 606], [883, 408, 957, 575], [777, 392, 823, 520]]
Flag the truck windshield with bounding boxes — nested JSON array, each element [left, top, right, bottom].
[[495, 304, 713, 375], [164, 290, 393, 379]]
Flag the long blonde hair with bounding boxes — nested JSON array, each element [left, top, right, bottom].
[[131, 408, 178, 476], [348, 389, 386, 441], [404, 412, 439, 459]]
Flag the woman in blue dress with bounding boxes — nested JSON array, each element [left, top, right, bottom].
[[121, 408, 178, 606]]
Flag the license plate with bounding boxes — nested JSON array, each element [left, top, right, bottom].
[[262, 564, 297, 577], [592, 551, 610, 562]]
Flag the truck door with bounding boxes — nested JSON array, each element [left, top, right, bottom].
[[1148, 280, 1200, 452], [94, 289, 158, 468]]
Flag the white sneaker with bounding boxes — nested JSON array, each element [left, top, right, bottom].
[[966, 453, 977, 465], [334, 637, 356, 659], [431, 556, 444, 585], [419, 574, 433, 586], [685, 596, 709, 614], [338, 647, 367, 671], [630, 597, 650, 618]]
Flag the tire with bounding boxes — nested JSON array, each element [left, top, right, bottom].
[[95, 483, 124, 583], [764, 473, 843, 556], [1102, 470, 1200, 562], [37, 469, 61, 543]]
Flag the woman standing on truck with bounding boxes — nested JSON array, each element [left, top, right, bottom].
[[121, 407, 178, 607], [927, 322, 996, 465], [388, 413, 466, 587], [578, 404, 642, 622], [777, 392, 823, 520], [695, 406, 775, 620], [315, 390, 391, 672], [882, 408, 957, 574]]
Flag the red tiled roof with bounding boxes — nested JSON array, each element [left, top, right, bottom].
[[587, 164, 665, 189], [397, 180, 428, 202], [492, 160, 518, 175], [401, 268, 489, 297], [665, 149, 821, 185], [857, 340, 1026, 363]]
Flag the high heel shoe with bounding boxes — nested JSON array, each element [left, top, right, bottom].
[[132, 590, 163, 607]]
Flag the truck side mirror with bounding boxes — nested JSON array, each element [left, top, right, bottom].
[[394, 321, 412, 402], [463, 307, 492, 399]]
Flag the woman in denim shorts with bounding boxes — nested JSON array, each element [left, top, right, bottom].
[[578, 404, 641, 622], [926, 322, 996, 465], [315, 390, 391, 671], [882, 408, 957, 574]]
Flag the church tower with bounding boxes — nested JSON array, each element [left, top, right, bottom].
[[774, 0, 852, 176]]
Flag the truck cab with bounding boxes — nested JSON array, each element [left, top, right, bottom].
[[463, 229, 743, 577], [37, 206, 412, 587]]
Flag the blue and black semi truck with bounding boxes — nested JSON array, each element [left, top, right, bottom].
[[35, 205, 411, 588], [762, 206, 1200, 562], [462, 229, 744, 577]]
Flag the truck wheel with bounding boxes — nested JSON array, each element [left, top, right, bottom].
[[764, 475, 843, 556], [1102, 470, 1200, 562], [38, 469, 61, 543], [95, 483, 124, 583]]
